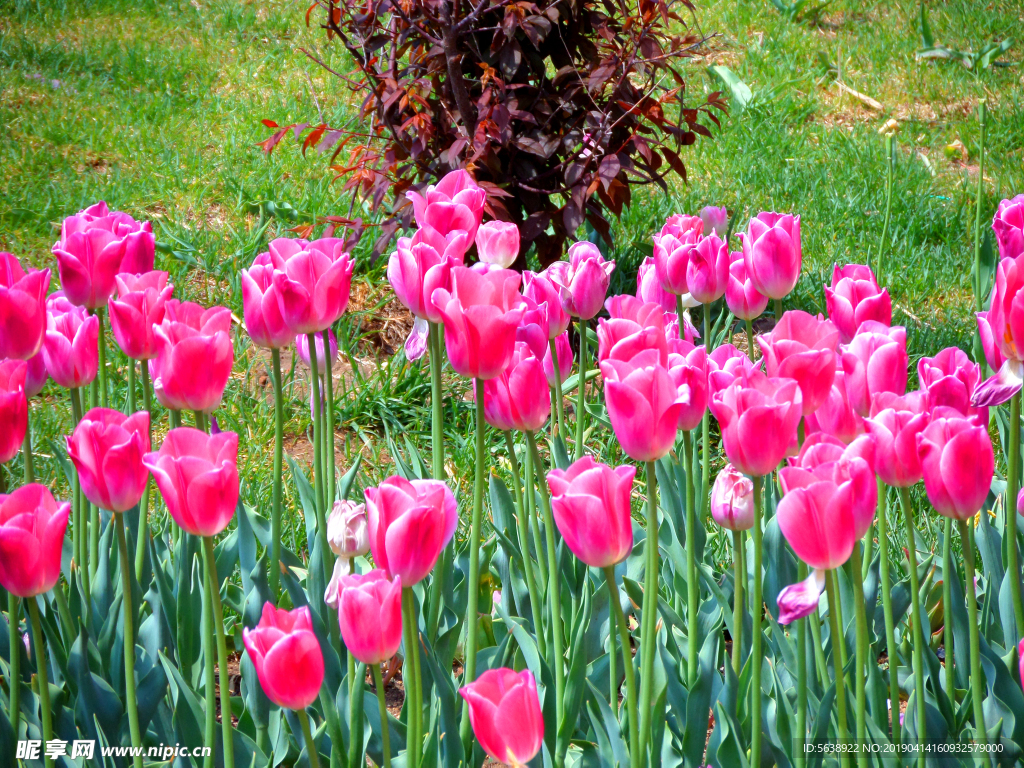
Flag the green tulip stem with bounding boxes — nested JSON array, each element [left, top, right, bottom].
[[401, 589, 422, 768], [96, 308, 109, 408], [372, 664, 392, 768], [877, 480, 901, 745], [850, 541, 869, 768], [897, 486, 926, 768], [298, 708, 322, 768], [700, 303, 712, 521], [22, 407, 34, 484], [731, 529, 744, 681], [426, 322, 448, 644], [27, 599, 53, 768], [7, 593, 20, 744], [574, 317, 588, 461], [548, 338, 566, 439], [637, 460, 661, 763], [127, 357, 136, 414], [524, 440, 548, 588], [682, 430, 698, 685], [134, 361, 153, 582], [808, 602, 829, 690], [193, 410, 207, 432], [202, 536, 235, 768], [958, 520, 993, 767], [824, 570, 851, 768], [348, 659, 367, 768], [270, 348, 285, 601], [941, 517, 954, 699], [169, 409, 182, 429], [503, 431, 546, 657], [201, 563, 217, 768], [70, 387, 89, 613], [1006, 391, 1024, 635], [774, 298, 783, 323], [745, 319, 756, 362], [750, 475, 764, 768], [116, 514, 144, 768], [795, 561, 808, 768], [604, 566, 640, 768], [322, 328, 337, 504]]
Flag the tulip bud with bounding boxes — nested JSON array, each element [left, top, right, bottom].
[[43, 292, 99, 389], [242, 604, 324, 711], [475, 221, 520, 268], [67, 408, 151, 513], [725, 250, 769, 321], [0, 252, 50, 361], [335, 569, 403, 665], [710, 464, 755, 531], [542, 332, 573, 388], [327, 499, 369, 558], [686, 233, 730, 305], [700, 205, 729, 238], [740, 212, 802, 300], [0, 484, 70, 598], [459, 668, 544, 767]]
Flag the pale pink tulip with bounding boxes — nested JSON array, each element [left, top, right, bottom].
[[710, 464, 754, 531], [475, 221, 520, 268]]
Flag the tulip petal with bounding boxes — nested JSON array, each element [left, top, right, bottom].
[[777, 568, 826, 625]]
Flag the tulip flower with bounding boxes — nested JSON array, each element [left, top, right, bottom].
[[864, 396, 929, 488], [0, 252, 50, 361], [707, 343, 759, 398], [67, 408, 150, 513], [59, 202, 155, 275], [522, 269, 571, 338], [758, 311, 839, 415], [335, 569, 403, 665], [475, 221, 520, 268], [700, 205, 729, 238], [407, 170, 487, 243], [636, 255, 676, 312], [542, 331, 573, 388], [364, 476, 458, 586], [710, 369, 803, 477], [710, 464, 755, 531], [661, 213, 703, 240], [598, 295, 669, 365], [841, 321, 908, 416], [108, 271, 173, 360], [241, 251, 293, 350], [459, 668, 544, 768], [739, 212, 802, 300], [547, 242, 616, 320], [296, 330, 339, 374], [431, 266, 525, 380], [973, 250, 1024, 405], [23, 351, 47, 398], [52, 208, 131, 309], [43, 293, 99, 389], [0, 360, 28, 464], [149, 300, 233, 413], [143, 427, 239, 537], [0, 484, 70, 597], [725, 250, 769, 321], [665, 314, 700, 349], [917, 416, 994, 521], [686, 233, 730, 305], [271, 238, 355, 335], [977, 310, 1007, 373], [667, 342, 709, 432], [481, 342, 551, 433], [824, 264, 892, 344], [653, 215, 703, 297], [243, 604, 325, 710], [327, 499, 369, 559], [547, 456, 635, 568], [993, 194, 1024, 260], [804, 370, 864, 444], [918, 347, 986, 425]]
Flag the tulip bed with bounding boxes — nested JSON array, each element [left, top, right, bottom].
[[5, 172, 1024, 768]]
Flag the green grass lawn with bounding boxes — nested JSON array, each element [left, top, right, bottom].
[[1, 0, 1022, 561]]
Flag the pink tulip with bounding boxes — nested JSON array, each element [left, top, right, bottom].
[[43, 293, 99, 389], [327, 499, 369, 558], [150, 300, 233, 413], [58, 202, 155, 275], [108, 271, 173, 360], [665, 314, 700, 349], [824, 264, 892, 344], [710, 369, 802, 476], [653, 216, 703, 296], [667, 341, 709, 431], [242, 604, 324, 711], [598, 295, 669, 365], [542, 332, 573, 388], [710, 464, 755, 531], [707, 343, 759, 398], [636, 255, 676, 312], [475, 221, 520, 268], [481, 342, 550, 432], [550, 242, 616, 320], [686, 233, 730, 304], [661, 213, 704, 240], [0, 484, 70, 598], [777, 569, 825, 625], [918, 347, 986, 426], [142, 427, 239, 537], [547, 456, 636, 568], [841, 321, 908, 416], [0, 360, 28, 464], [388, 229, 463, 320], [52, 205, 134, 309], [803, 369, 864, 444], [1019, 638, 1024, 692], [241, 251, 293, 350], [0, 252, 50, 360], [459, 668, 544, 767], [917, 415, 994, 521], [973, 249, 1024, 405], [522, 269, 571, 339], [600, 354, 689, 462], [725, 250, 769, 321], [364, 476, 458, 586], [700, 206, 729, 238], [977, 311, 1007, 373], [336, 569, 403, 665], [993, 195, 1024, 260], [296, 330, 339, 373], [407, 170, 487, 243], [67, 408, 150, 513], [431, 266, 525, 380], [864, 397, 929, 488], [758, 310, 838, 415], [740, 212, 802, 300], [23, 351, 47, 398], [271, 238, 355, 334]]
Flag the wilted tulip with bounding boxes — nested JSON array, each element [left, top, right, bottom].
[[271, 238, 355, 335], [600, 354, 689, 462], [108, 271, 173, 360], [475, 221, 520, 268], [0, 484, 70, 598], [296, 330, 339, 374], [150, 300, 233, 413], [700, 205, 729, 238], [0, 360, 27, 464], [758, 310, 839, 415], [993, 194, 1024, 260], [335, 569, 403, 665], [459, 668, 544, 767], [67, 408, 150, 513], [241, 251, 293, 350], [740, 212, 802, 300], [242, 604, 324, 711], [725, 250, 769, 321], [710, 464, 755, 531], [824, 264, 892, 344], [407, 170, 487, 243], [653, 215, 703, 296], [0, 252, 50, 361], [481, 342, 550, 432], [917, 415, 994, 521], [841, 321, 908, 416], [547, 456, 635, 568], [43, 293, 99, 389], [636, 255, 676, 312], [550, 242, 616, 319]]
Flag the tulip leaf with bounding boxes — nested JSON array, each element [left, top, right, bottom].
[[707, 700, 750, 768], [71, 628, 124, 747], [558, 581, 591, 756], [417, 634, 459, 768], [339, 454, 363, 501], [585, 680, 630, 768]]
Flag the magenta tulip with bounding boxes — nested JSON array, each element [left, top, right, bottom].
[[550, 242, 616, 319], [803, 369, 864, 444], [598, 295, 669, 365], [710, 369, 802, 476], [707, 343, 759, 398], [481, 342, 550, 432], [150, 300, 233, 413], [0, 252, 50, 361], [918, 347, 986, 425], [661, 213, 703, 240], [824, 264, 892, 344], [740, 212, 802, 300], [725, 250, 769, 321], [600, 354, 689, 462], [242, 604, 325, 711], [758, 310, 838, 415], [667, 341, 709, 431], [43, 293, 99, 389], [636, 255, 676, 312], [52, 206, 131, 309], [993, 194, 1024, 260], [459, 668, 544, 767], [0, 484, 70, 598], [864, 397, 929, 488], [336, 569, 403, 665], [108, 271, 173, 360], [973, 249, 1024, 405], [917, 415, 994, 521], [475, 221, 520, 268], [542, 331, 573, 388], [665, 313, 700, 350], [296, 330, 339, 373], [67, 408, 150, 513], [58, 202, 155, 276], [686, 233, 729, 305], [700, 205, 729, 238], [241, 251, 293, 350], [23, 351, 47, 398], [0, 360, 27, 464], [977, 311, 1007, 373], [522, 269, 571, 339], [653, 215, 703, 296], [547, 456, 635, 568], [271, 238, 355, 334], [142, 427, 239, 537], [364, 476, 458, 586], [407, 170, 487, 243], [431, 266, 525, 380], [710, 464, 755, 531], [841, 321, 908, 416]]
